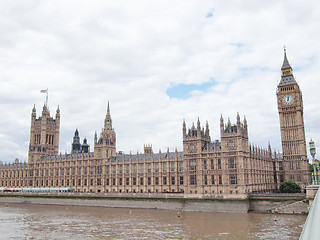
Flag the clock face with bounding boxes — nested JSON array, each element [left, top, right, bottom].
[[282, 94, 294, 106], [228, 140, 235, 150], [190, 144, 195, 152]]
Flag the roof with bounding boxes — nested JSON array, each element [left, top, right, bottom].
[[281, 50, 291, 70], [278, 75, 296, 86]]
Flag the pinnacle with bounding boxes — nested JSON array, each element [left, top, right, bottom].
[[281, 48, 291, 70]]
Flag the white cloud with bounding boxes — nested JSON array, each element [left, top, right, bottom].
[[0, 0, 320, 162]]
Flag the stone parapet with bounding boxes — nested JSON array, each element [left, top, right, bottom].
[[305, 185, 319, 206]]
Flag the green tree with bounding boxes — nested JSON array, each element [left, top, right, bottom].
[[280, 180, 301, 193], [310, 163, 314, 174]]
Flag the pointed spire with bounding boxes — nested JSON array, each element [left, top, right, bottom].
[[104, 101, 112, 130], [205, 120, 209, 136], [183, 119, 187, 138], [42, 103, 49, 116], [183, 119, 186, 128], [281, 47, 291, 70], [32, 104, 36, 119], [236, 112, 240, 126], [279, 48, 296, 86], [220, 114, 224, 129], [55, 105, 60, 119], [94, 131, 97, 144]]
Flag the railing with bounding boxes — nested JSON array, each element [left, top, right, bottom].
[[299, 187, 320, 240]]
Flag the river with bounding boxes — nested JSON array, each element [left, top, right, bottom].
[[0, 203, 305, 239]]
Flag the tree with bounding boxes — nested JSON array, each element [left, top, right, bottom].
[[310, 163, 314, 174], [280, 180, 301, 193]]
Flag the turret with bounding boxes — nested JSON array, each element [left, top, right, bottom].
[[243, 115, 247, 131], [220, 115, 224, 133], [182, 119, 186, 138], [197, 117, 201, 133], [144, 144, 153, 154], [205, 121, 209, 137], [236, 112, 240, 127], [183, 118, 211, 154], [32, 105, 36, 120], [56, 105, 60, 120], [94, 131, 97, 144], [81, 138, 89, 153], [71, 129, 81, 154]]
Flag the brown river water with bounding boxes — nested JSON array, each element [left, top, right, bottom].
[[0, 203, 306, 239]]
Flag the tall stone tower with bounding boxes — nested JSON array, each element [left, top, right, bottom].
[[276, 49, 310, 188], [182, 118, 211, 190], [28, 104, 60, 163], [220, 114, 249, 192], [94, 102, 116, 159]]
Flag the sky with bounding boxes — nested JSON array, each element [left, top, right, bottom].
[[0, 0, 319, 163]]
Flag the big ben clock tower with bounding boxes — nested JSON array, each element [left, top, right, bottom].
[[277, 49, 310, 189]]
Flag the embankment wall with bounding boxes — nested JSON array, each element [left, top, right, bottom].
[[0, 193, 307, 214]]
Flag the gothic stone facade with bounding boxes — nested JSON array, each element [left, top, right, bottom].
[[0, 52, 310, 196]]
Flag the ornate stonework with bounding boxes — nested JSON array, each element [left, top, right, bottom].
[[0, 51, 310, 196]]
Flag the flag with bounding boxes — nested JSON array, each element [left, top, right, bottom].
[[40, 89, 47, 93]]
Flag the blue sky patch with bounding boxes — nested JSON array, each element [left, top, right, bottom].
[[206, 8, 215, 18], [229, 42, 245, 48], [166, 79, 217, 99]]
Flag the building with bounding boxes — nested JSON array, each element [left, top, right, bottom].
[[0, 51, 310, 197], [276, 49, 310, 189]]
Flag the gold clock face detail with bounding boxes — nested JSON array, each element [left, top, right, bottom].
[[282, 94, 294, 106]]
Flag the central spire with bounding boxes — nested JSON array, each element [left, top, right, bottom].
[[104, 101, 112, 130]]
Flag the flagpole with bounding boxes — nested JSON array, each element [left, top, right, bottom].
[[46, 88, 48, 106], [40, 89, 49, 106]]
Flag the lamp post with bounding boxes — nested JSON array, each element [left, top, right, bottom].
[[309, 139, 317, 185]]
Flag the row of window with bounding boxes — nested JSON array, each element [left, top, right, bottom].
[[2, 156, 241, 179], [1, 157, 239, 178], [2, 174, 238, 187], [189, 158, 236, 171], [280, 85, 294, 91]]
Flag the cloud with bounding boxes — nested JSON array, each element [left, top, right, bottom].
[[0, 0, 319, 163]]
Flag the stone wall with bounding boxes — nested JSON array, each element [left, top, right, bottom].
[[0, 194, 249, 213], [0, 192, 309, 214]]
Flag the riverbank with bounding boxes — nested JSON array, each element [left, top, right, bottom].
[[0, 192, 308, 214]]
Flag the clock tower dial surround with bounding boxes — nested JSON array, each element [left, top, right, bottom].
[[276, 49, 310, 189]]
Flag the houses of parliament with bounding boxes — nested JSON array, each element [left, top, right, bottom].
[[0, 51, 311, 197]]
